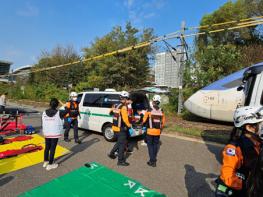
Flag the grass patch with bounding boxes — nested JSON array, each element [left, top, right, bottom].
[[164, 124, 229, 144]]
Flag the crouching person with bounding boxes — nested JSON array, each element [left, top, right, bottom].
[[42, 98, 64, 171]]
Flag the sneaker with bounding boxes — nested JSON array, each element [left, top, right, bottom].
[[117, 161, 130, 166], [43, 161, 49, 168], [126, 150, 133, 154], [46, 163, 58, 171], [75, 139, 81, 144], [108, 154, 116, 159], [147, 161, 156, 167], [141, 141, 147, 146], [64, 138, 71, 142]]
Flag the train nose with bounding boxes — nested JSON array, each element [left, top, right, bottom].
[[184, 91, 211, 119]]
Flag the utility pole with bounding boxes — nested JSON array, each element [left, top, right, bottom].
[[177, 21, 186, 114]]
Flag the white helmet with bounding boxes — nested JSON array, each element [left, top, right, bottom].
[[70, 92, 78, 97], [233, 106, 263, 128], [120, 91, 129, 99], [153, 95, 161, 103]]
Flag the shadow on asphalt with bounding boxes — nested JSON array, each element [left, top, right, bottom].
[[201, 130, 229, 164], [184, 164, 217, 197], [203, 143, 223, 164], [0, 174, 14, 187], [56, 137, 100, 165]]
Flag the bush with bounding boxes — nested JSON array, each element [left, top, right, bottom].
[[1, 82, 68, 102], [165, 87, 198, 114]]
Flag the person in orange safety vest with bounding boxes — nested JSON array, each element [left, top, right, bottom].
[[216, 106, 263, 197], [108, 91, 132, 166], [143, 94, 165, 167], [63, 92, 81, 144]]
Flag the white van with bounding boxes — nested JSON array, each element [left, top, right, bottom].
[[77, 91, 150, 141]]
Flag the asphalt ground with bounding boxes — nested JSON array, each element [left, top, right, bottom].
[[1, 106, 224, 197]]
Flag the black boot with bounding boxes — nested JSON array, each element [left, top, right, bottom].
[[117, 161, 130, 166], [75, 139, 81, 144], [108, 154, 116, 159]]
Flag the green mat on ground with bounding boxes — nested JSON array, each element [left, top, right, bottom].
[[18, 162, 166, 197]]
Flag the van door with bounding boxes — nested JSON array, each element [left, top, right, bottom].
[[79, 93, 120, 132], [89, 93, 120, 132], [78, 93, 91, 130], [79, 93, 101, 131]]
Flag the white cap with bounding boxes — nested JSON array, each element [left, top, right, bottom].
[[120, 91, 129, 98], [70, 92, 78, 97], [153, 95, 161, 103]]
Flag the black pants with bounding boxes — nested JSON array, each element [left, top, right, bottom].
[[146, 134, 160, 163], [110, 128, 128, 163], [110, 133, 134, 153], [64, 118, 78, 140], [44, 138, 58, 164], [0, 105, 5, 114]]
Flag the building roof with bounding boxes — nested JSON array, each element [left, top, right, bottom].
[[12, 65, 32, 74], [0, 60, 12, 75]]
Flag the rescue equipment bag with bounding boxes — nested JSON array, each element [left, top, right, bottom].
[[0, 144, 43, 159], [1, 136, 33, 144]]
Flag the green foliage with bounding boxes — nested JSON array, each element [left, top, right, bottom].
[[31, 45, 87, 88], [4, 83, 68, 102], [195, 44, 242, 85], [194, 0, 263, 89], [165, 87, 197, 114], [80, 22, 155, 90]]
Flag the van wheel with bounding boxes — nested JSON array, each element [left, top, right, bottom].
[[103, 123, 116, 142]]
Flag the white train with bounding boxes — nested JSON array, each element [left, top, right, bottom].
[[184, 62, 263, 122]]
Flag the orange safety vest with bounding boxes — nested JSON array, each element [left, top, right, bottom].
[[111, 103, 131, 132], [112, 104, 122, 132], [143, 108, 165, 136], [65, 101, 79, 119]]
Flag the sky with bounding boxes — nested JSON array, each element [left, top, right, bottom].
[[0, 0, 230, 69]]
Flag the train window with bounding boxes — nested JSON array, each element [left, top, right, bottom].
[[223, 78, 242, 89], [261, 90, 263, 105], [244, 76, 256, 106]]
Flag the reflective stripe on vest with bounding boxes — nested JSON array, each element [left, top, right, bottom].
[[112, 104, 122, 128], [149, 108, 163, 129], [42, 111, 63, 138], [69, 101, 79, 117]]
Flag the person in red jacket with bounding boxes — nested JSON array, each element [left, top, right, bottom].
[[216, 106, 263, 197]]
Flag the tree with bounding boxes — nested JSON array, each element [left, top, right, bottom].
[[30, 45, 87, 88], [78, 22, 155, 90], [194, 0, 263, 88]]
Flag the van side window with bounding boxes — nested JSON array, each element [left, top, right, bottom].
[[101, 94, 120, 108], [83, 94, 103, 107], [261, 90, 263, 105]]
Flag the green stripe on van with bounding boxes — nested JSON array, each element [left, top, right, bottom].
[[80, 111, 112, 118]]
